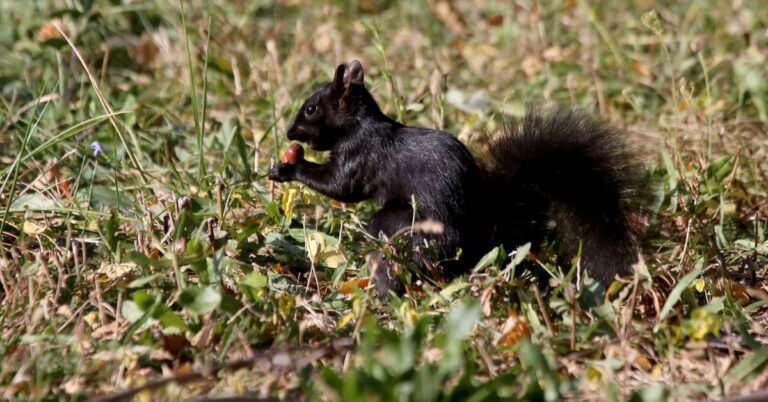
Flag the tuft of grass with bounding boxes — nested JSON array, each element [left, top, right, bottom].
[[0, 1, 767, 401]]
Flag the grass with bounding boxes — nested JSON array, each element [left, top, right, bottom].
[[1, 0, 767, 401]]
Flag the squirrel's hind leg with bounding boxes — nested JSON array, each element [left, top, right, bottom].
[[367, 205, 412, 298], [368, 251, 403, 298]]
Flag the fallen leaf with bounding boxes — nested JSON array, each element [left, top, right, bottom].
[[631, 61, 652, 77], [281, 187, 298, 221], [97, 262, 137, 281], [712, 278, 752, 306], [486, 13, 504, 26], [635, 355, 653, 370], [339, 277, 370, 295], [162, 333, 191, 359], [22, 221, 47, 235], [497, 310, 530, 346], [38, 20, 65, 42], [426, 0, 467, 36]]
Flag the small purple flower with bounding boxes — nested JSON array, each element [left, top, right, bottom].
[[90, 141, 104, 157]]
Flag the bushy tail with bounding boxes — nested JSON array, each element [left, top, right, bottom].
[[485, 107, 646, 286]]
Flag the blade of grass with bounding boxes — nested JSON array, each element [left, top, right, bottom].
[[53, 22, 148, 186], [0, 83, 51, 246], [179, 0, 206, 182], [0, 111, 130, 182], [201, 16, 212, 178], [576, 0, 627, 72], [364, 21, 404, 121], [654, 258, 705, 331]]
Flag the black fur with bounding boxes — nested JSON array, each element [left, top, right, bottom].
[[270, 61, 645, 295]]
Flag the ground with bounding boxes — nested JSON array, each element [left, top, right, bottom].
[[1, 1, 767, 401]]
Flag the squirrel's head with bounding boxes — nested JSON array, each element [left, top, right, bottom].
[[287, 60, 379, 151]]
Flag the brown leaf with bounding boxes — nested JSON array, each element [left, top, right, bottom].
[[521, 55, 542, 77], [91, 321, 120, 340], [634, 354, 654, 371], [162, 333, 191, 359], [480, 286, 495, 317], [630, 61, 652, 77], [542, 46, 566, 63], [497, 310, 530, 346], [426, 0, 467, 36], [191, 319, 215, 349], [62, 376, 85, 395], [38, 21, 65, 42], [129, 33, 159, 68], [340, 278, 370, 295], [486, 13, 504, 27], [47, 162, 71, 199], [176, 363, 194, 376], [712, 278, 756, 306]]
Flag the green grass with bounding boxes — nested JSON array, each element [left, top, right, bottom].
[[1, 0, 767, 401]]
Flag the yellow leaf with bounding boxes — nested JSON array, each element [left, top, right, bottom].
[[306, 231, 325, 261], [97, 262, 137, 280], [399, 302, 419, 328], [305, 231, 345, 267], [281, 187, 298, 221], [85, 219, 102, 231], [22, 220, 47, 234], [352, 297, 363, 315], [323, 252, 345, 268], [686, 307, 720, 340], [634, 355, 653, 370], [694, 278, 706, 292], [338, 312, 356, 328], [83, 311, 100, 329], [585, 366, 603, 382]]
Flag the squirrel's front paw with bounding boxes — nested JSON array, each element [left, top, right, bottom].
[[268, 162, 296, 182]]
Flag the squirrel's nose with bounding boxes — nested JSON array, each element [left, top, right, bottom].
[[287, 126, 299, 140], [287, 125, 308, 142]]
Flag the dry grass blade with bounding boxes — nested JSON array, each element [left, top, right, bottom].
[[52, 22, 147, 185], [87, 338, 353, 402]]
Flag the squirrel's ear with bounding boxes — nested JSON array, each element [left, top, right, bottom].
[[343, 60, 365, 88], [332, 63, 346, 95]]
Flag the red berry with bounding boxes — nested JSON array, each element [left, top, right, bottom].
[[282, 143, 304, 164]]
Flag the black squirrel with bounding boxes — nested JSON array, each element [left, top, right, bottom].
[[269, 60, 645, 296]]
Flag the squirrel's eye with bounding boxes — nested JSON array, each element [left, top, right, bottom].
[[305, 104, 318, 116]]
